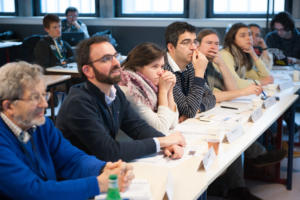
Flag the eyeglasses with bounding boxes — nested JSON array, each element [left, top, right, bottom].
[[87, 52, 120, 65], [67, 15, 78, 18], [14, 92, 51, 104], [179, 39, 199, 47]]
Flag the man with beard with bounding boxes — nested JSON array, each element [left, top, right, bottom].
[[56, 36, 186, 162], [0, 61, 134, 199]]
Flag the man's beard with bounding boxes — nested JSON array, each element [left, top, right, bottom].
[[93, 65, 121, 84], [13, 111, 45, 129]]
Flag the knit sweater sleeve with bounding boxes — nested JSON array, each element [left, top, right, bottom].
[[135, 101, 178, 135], [245, 58, 270, 80], [120, 85, 178, 135], [220, 49, 253, 89]]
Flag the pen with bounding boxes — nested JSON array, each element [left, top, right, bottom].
[[220, 105, 238, 110], [199, 119, 211, 122], [253, 80, 267, 98]]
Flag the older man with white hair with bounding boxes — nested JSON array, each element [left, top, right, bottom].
[[0, 61, 133, 200]]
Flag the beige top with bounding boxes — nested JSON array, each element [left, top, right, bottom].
[[220, 49, 270, 89]]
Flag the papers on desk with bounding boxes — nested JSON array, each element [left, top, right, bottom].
[[95, 179, 152, 200], [133, 144, 206, 167]]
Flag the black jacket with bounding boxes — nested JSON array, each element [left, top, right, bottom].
[[34, 36, 74, 68], [56, 81, 164, 162]]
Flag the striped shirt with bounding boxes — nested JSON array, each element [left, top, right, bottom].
[[164, 54, 216, 118]]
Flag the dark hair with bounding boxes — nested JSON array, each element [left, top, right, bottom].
[[248, 23, 261, 30], [165, 21, 196, 48], [43, 14, 60, 29], [65, 7, 78, 15], [197, 29, 219, 44], [122, 42, 165, 71], [248, 23, 264, 35], [76, 36, 110, 77], [224, 23, 253, 70], [270, 11, 295, 31]]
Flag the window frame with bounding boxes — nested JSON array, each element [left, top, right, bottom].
[[206, 0, 292, 18], [34, 0, 99, 17], [0, 0, 18, 16], [115, 0, 189, 18]]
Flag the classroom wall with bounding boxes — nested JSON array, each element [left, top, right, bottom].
[[2, 20, 298, 55]]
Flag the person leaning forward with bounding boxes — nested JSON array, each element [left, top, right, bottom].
[[0, 61, 134, 200], [56, 36, 186, 162]]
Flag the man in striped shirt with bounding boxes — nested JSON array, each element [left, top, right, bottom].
[[164, 22, 262, 200], [164, 22, 216, 122]]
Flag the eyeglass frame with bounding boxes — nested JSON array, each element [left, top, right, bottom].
[[11, 92, 51, 104], [66, 15, 78, 19], [178, 39, 199, 47], [86, 52, 120, 66]]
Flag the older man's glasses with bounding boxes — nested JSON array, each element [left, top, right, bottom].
[[87, 52, 120, 65], [14, 92, 51, 104]]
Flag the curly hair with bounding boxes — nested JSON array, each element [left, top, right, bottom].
[[0, 61, 43, 111]]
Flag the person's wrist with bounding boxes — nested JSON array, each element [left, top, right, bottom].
[[194, 68, 205, 78]]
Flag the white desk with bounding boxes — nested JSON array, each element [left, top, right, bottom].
[[131, 87, 298, 200], [0, 41, 22, 48], [46, 62, 79, 75]]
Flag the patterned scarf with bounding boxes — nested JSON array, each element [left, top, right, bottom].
[[119, 70, 158, 111]]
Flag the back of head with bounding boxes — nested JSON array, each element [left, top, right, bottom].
[[0, 61, 43, 111], [65, 6, 78, 16], [197, 29, 219, 44], [165, 21, 196, 48], [43, 14, 60, 29], [76, 36, 110, 78], [270, 11, 295, 31], [122, 42, 165, 71]]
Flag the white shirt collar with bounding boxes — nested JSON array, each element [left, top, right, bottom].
[[167, 52, 182, 72], [105, 85, 117, 105], [0, 112, 32, 143]]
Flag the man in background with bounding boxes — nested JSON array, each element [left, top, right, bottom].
[[34, 14, 74, 68], [62, 7, 89, 39], [265, 11, 300, 65]]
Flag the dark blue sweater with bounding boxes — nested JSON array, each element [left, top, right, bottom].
[[56, 81, 164, 162], [0, 117, 105, 200], [265, 29, 300, 59]]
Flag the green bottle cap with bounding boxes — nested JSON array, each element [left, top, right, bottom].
[[109, 174, 118, 180]]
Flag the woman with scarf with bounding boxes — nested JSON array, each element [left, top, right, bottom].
[[119, 42, 178, 135], [220, 23, 274, 89]]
